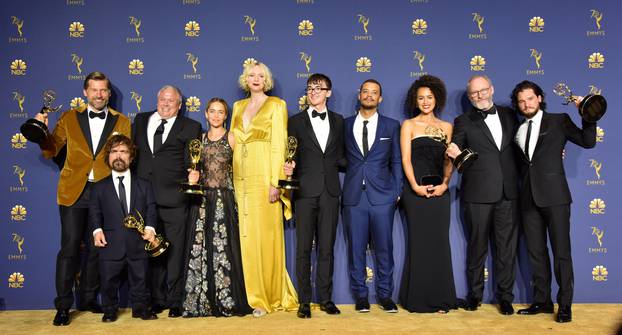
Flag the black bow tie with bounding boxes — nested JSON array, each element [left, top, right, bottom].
[[478, 106, 496, 119], [89, 111, 106, 119], [312, 110, 326, 120]]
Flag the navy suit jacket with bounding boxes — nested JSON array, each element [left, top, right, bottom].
[[89, 173, 157, 260], [342, 113, 402, 206]]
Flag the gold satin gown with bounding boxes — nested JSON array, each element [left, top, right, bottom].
[[230, 96, 298, 312]]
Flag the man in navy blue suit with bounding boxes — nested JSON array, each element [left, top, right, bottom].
[[342, 79, 402, 313], [90, 134, 158, 322]]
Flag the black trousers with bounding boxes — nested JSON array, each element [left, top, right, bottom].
[[100, 256, 149, 313], [149, 205, 188, 308], [294, 190, 339, 304], [54, 183, 100, 310], [464, 197, 518, 303]]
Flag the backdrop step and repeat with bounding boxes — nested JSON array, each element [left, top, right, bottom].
[[1, 0, 619, 309]]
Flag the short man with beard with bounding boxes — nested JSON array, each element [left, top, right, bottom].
[[90, 134, 158, 322], [342, 79, 402, 313]]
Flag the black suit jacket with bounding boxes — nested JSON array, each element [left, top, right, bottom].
[[516, 112, 596, 208], [89, 174, 157, 260], [288, 110, 346, 198], [452, 105, 519, 203], [132, 111, 202, 207]]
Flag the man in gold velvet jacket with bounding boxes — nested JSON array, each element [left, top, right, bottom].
[[34, 72, 131, 326]]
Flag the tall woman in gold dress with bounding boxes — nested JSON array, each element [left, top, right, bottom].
[[230, 60, 298, 316]]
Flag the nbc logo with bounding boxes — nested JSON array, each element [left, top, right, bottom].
[[470, 55, 486, 71], [412, 19, 427, 35], [129, 59, 144, 75], [186, 96, 201, 113], [11, 133, 27, 149], [588, 52, 604, 69], [356, 57, 372, 73], [68, 21, 85, 38], [298, 20, 314, 36], [592, 265, 608, 282], [589, 198, 605, 215], [10, 59, 27, 76], [70, 97, 86, 109], [185, 20, 200, 37], [8, 272, 25, 288], [529, 16, 544, 32], [243, 58, 258, 67], [11, 205, 27, 221], [298, 95, 307, 111], [596, 127, 604, 142]]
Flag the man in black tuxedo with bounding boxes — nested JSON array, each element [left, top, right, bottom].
[[511, 80, 596, 323], [284, 74, 345, 318], [447, 75, 519, 315], [90, 134, 158, 322], [132, 85, 202, 317]]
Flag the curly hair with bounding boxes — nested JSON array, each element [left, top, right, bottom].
[[238, 61, 274, 92], [405, 75, 447, 117], [510, 80, 547, 111], [104, 133, 136, 168]]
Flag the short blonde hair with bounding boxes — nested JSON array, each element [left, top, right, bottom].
[[238, 61, 274, 92]]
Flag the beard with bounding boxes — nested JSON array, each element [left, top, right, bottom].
[[360, 100, 378, 110], [111, 158, 129, 172], [471, 98, 493, 111]]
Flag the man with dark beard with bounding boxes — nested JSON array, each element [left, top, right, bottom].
[[90, 134, 158, 322]]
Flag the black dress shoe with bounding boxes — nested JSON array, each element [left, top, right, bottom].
[[102, 311, 118, 322], [499, 301, 514, 315], [355, 298, 370, 313], [52, 309, 70, 326], [320, 301, 341, 315], [132, 309, 158, 320], [517, 303, 554, 315], [168, 307, 183, 318], [78, 301, 103, 314], [463, 297, 481, 311], [151, 304, 165, 314], [378, 298, 398, 313], [297, 303, 311, 318], [556, 306, 572, 323]]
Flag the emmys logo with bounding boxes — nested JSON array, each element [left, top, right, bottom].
[[297, 0, 314, 3], [66, 0, 86, 6], [127, 16, 144, 43], [68, 53, 86, 81], [298, 95, 307, 111], [469, 13, 487, 39], [9, 233, 27, 260], [354, 14, 372, 41], [10, 59, 27, 76], [529, 16, 544, 32], [586, 159, 605, 185], [589, 198, 605, 215], [11, 205, 27, 221], [588, 52, 605, 69], [68, 21, 85, 38], [410, 51, 428, 78], [129, 59, 144, 75], [11, 92, 27, 119], [592, 265, 608, 282], [526, 49, 544, 75], [412, 19, 427, 35], [8, 272, 25, 288], [587, 10, 605, 37], [70, 97, 86, 109], [298, 20, 314, 36], [184, 53, 201, 80], [596, 126, 604, 143], [186, 96, 201, 113], [129, 91, 142, 118], [356, 57, 372, 73], [9, 16, 27, 43], [242, 16, 259, 42], [365, 266, 374, 284], [11, 133, 27, 150], [182, 0, 201, 5], [12, 165, 27, 190], [185, 21, 200, 37], [470, 55, 486, 72], [297, 52, 312, 78], [588, 226, 607, 254]]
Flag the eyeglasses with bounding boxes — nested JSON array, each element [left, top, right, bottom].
[[468, 87, 491, 98], [306, 87, 329, 93]]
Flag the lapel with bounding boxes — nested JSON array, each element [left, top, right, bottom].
[[302, 112, 322, 152], [158, 116, 183, 153], [367, 114, 384, 154], [94, 111, 119, 157], [76, 107, 94, 155], [105, 176, 125, 216], [346, 117, 364, 159], [498, 108, 512, 151], [325, 110, 337, 151], [129, 173, 138, 215], [468, 109, 496, 148], [532, 112, 550, 161]]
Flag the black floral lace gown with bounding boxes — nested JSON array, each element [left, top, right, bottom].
[[182, 132, 252, 317]]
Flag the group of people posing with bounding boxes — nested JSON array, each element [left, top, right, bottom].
[[35, 61, 596, 327]]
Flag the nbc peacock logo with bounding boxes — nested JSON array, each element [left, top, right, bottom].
[[70, 97, 86, 109], [186, 96, 201, 113], [298, 20, 314, 36], [11, 133, 27, 149], [592, 265, 608, 282], [588, 52, 604, 69], [10, 59, 27, 76], [68, 21, 85, 38], [129, 59, 144, 75], [529, 16, 544, 32], [185, 20, 200, 37], [470, 55, 486, 71], [596, 127, 604, 143], [412, 19, 427, 35], [589, 198, 605, 215], [11, 205, 27, 221], [8, 272, 25, 288], [356, 57, 372, 73], [298, 95, 307, 111]]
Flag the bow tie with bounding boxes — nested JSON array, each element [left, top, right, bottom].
[[312, 110, 326, 120], [478, 106, 496, 118], [89, 111, 106, 119]]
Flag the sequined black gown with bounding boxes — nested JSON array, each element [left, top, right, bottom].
[[182, 132, 252, 317]]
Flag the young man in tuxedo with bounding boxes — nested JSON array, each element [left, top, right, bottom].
[[35, 72, 131, 326], [284, 74, 346, 318], [90, 134, 158, 322], [511, 80, 596, 323], [132, 85, 202, 317], [342, 79, 402, 313], [446, 75, 520, 315]]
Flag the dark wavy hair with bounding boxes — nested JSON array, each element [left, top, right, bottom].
[[406, 75, 446, 117], [307, 73, 332, 90], [510, 80, 547, 111], [104, 133, 136, 168]]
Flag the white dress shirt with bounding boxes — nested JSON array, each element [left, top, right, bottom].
[[483, 107, 503, 150], [307, 107, 330, 152], [87, 106, 108, 181], [353, 111, 378, 155], [147, 113, 177, 153], [515, 109, 543, 160]]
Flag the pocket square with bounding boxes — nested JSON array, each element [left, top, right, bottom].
[[380, 137, 391, 141]]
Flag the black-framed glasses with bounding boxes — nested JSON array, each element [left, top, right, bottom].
[[306, 87, 330, 93], [468, 87, 491, 98]]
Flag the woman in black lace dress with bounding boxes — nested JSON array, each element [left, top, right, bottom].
[[398, 75, 458, 313], [182, 98, 252, 317]]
